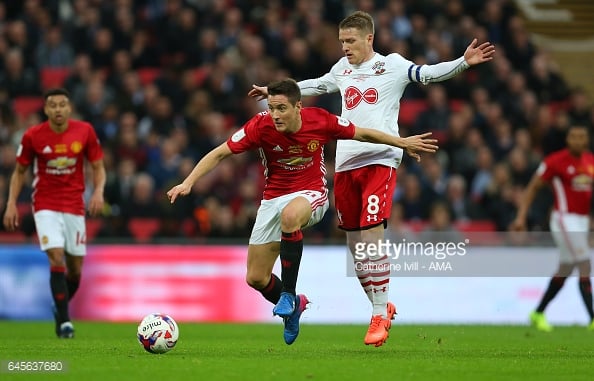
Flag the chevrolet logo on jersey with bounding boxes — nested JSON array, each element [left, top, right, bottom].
[[46, 156, 77, 175], [47, 156, 77, 168], [277, 157, 313, 166], [572, 174, 593, 191]]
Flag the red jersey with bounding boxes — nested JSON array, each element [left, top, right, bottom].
[[537, 148, 594, 215], [17, 120, 104, 215], [227, 107, 356, 199]]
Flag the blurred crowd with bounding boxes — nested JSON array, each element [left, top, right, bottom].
[[0, 0, 593, 243]]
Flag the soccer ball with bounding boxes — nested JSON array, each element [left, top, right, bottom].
[[137, 313, 179, 354]]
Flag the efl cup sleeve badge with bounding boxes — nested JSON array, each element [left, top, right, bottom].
[[307, 140, 320, 152], [336, 116, 350, 127], [231, 128, 246, 142]]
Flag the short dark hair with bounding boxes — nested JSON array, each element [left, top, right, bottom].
[[43, 88, 70, 100], [339, 11, 374, 35], [267, 79, 301, 105]]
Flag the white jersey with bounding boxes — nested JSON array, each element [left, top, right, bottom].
[[299, 52, 469, 172]]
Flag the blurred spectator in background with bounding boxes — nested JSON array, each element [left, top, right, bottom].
[[0, 48, 40, 96], [418, 201, 463, 243], [35, 25, 74, 68], [120, 172, 162, 219], [0, 0, 591, 243]]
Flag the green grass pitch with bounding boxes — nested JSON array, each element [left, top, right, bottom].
[[0, 321, 592, 380]]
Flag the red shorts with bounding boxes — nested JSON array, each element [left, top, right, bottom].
[[334, 165, 397, 230]]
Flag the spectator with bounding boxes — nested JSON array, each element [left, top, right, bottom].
[[413, 84, 450, 137], [121, 172, 162, 218], [418, 201, 464, 243], [0, 48, 40, 96], [444, 174, 484, 221], [35, 26, 74, 68], [527, 53, 570, 103], [398, 173, 430, 220], [0, 0, 590, 242]]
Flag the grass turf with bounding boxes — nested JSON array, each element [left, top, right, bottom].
[[0, 322, 592, 380]]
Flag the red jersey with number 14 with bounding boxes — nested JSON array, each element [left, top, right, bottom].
[[17, 120, 104, 215], [537, 148, 594, 215], [227, 107, 356, 199]]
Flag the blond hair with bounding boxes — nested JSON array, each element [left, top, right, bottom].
[[339, 11, 374, 35]]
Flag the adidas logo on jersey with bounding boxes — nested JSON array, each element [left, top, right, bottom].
[[42, 146, 52, 154], [273, 145, 283, 152]]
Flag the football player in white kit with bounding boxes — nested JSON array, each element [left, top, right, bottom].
[[250, 11, 495, 346]]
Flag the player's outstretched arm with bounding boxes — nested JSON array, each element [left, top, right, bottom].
[[463, 38, 495, 66], [248, 85, 268, 101], [167, 143, 233, 204], [509, 174, 544, 231], [3, 163, 28, 231], [352, 128, 438, 162], [412, 38, 494, 84]]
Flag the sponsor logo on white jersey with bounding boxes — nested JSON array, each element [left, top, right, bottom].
[[344, 86, 378, 109]]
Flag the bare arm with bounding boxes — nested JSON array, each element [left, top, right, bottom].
[[352, 128, 438, 162], [510, 174, 545, 231], [3, 163, 28, 231], [167, 142, 234, 203], [88, 159, 106, 217]]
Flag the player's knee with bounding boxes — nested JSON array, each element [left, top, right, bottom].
[[45, 249, 65, 266], [245, 273, 269, 290], [280, 208, 305, 232]]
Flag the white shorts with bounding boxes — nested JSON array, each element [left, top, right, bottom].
[[33, 210, 87, 256], [249, 190, 329, 245], [550, 211, 590, 264]]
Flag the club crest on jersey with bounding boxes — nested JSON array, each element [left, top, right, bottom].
[[307, 140, 320, 152], [344, 86, 378, 109], [71, 141, 82, 154], [372, 61, 385, 74]]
